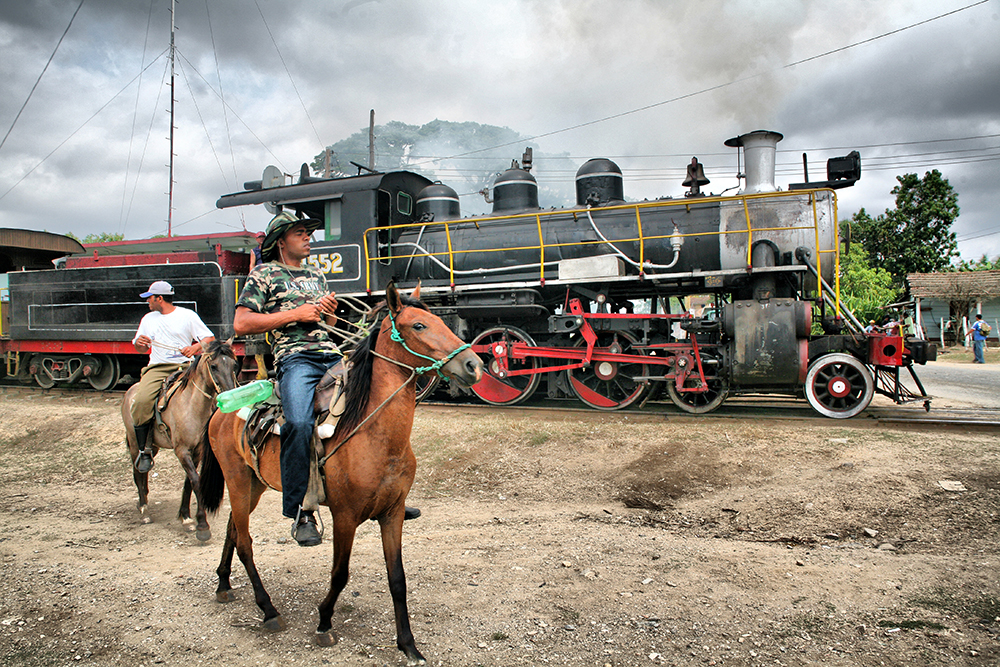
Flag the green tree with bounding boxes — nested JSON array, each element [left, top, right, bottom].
[[311, 119, 577, 214], [851, 170, 959, 284], [956, 253, 1000, 271], [838, 241, 899, 323], [66, 232, 125, 244]]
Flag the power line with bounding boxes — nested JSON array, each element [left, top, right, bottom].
[[253, 0, 324, 150], [409, 1, 993, 167], [0, 0, 86, 154], [0, 51, 168, 204]]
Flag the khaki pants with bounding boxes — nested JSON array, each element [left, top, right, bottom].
[[130, 363, 187, 425]]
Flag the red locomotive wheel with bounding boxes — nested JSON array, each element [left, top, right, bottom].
[[665, 371, 728, 414], [804, 353, 874, 419], [566, 331, 649, 411], [469, 326, 541, 406]]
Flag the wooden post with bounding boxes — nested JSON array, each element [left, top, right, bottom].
[[914, 297, 924, 340]]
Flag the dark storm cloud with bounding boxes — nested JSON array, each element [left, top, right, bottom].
[[0, 0, 997, 257]]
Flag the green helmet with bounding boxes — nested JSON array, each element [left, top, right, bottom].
[[260, 211, 322, 263]]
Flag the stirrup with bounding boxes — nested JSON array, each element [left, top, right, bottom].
[[291, 506, 324, 546], [134, 449, 154, 473]]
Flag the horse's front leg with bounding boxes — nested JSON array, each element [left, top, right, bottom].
[[315, 517, 357, 647], [379, 511, 426, 666], [176, 448, 211, 541]]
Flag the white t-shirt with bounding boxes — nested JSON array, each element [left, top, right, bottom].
[[133, 306, 214, 365]]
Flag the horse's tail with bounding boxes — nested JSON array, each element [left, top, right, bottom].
[[199, 429, 226, 515]]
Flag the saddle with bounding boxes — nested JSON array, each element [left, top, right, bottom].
[[236, 359, 350, 510], [151, 365, 192, 439]]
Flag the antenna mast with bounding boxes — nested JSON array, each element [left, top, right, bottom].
[[167, 0, 176, 236]]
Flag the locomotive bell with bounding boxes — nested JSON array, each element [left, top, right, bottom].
[[682, 157, 710, 197]]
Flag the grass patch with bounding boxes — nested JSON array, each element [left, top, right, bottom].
[[910, 587, 1000, 621], [490, 630, 509, 640], [555, 604, 580, 623], [877, 619, 947, 630]]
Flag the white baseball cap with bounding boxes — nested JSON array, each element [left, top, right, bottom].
[[140, 281, 174, 298]]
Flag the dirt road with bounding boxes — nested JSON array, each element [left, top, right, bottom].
[[1, 390, 998, 666]]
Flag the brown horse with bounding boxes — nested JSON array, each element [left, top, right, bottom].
[[122, 340, 238, 540], [199, 283, 483, 665]]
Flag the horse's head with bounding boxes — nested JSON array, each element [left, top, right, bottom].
[[198, 339, 240, 394], [381, 282, 483, 388]]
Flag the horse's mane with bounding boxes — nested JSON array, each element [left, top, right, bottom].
[[336, 295, 429, 436], [176, 339, 236, 389]]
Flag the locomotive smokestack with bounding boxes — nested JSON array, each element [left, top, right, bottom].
[[724, 130, 783, 194]]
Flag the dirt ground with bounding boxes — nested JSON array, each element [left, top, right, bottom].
[[1, 389, 999, 667]]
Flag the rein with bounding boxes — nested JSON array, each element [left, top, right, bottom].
[[317, 306, 469, 467]]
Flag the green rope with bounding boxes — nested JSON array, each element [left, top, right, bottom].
[[387, 309, 471, 380]]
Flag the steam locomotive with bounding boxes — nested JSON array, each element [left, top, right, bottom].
[[213, 129, 935, 418]]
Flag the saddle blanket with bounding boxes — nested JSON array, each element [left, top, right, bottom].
[[235, 406, 337, 439]]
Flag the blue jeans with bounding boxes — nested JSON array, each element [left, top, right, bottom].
[[276, 350, 342, 518], [973, 339, 985, 363]]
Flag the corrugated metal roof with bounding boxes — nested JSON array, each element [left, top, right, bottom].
[[80, 231, 257, 257], [0, 228, 85, 255], [906, 271, 1000, 299]]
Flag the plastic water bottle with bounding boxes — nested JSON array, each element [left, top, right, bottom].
[[217, 379, 274, 413]]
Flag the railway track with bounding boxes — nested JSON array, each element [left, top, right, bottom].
[[4, 382, 997, 431]]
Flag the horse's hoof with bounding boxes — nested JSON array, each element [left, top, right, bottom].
[[262, 615, 286, 633], [215, 590, 234, 603], [315, 630, 338, 647], [196, 528, 211, 542], [402, 646, 427, 666], [181, 517, 195, 527]]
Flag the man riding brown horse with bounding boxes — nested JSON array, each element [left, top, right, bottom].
[[233, 212, 420, 546]]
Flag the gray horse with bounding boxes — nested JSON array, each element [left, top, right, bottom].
[[121, 340, 238, 540]]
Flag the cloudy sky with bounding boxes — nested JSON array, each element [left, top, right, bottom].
[[1, 0, 998, 260]]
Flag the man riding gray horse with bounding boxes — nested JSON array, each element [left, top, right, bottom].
[[130, 280, 215, 472]]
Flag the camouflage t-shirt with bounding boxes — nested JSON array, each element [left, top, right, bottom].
[[237, 262, 341, 362]]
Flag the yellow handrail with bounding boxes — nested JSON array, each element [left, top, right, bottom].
[[361, 188, 839, 301]]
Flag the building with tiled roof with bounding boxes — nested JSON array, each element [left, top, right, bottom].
[[905, 271, 999, 344]]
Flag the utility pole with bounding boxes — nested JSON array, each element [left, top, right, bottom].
[[368, 109, 375, 171], [167, 0, 176, 237]]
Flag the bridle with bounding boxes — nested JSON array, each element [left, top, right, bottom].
[[188, 349, 237, 401], [384, 306, 471, 379], [318, 304, 471, 466]]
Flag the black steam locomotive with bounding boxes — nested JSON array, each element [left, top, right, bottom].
[[215, 130, 935, 418]]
